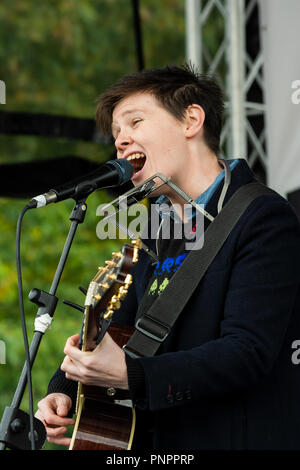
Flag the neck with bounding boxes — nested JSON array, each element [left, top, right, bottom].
[[166, 150, 222, 221]]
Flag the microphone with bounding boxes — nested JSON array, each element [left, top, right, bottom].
[[29, 159, 133, 208]]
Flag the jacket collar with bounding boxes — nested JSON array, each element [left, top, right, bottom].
[[204, 158, 257, 224]]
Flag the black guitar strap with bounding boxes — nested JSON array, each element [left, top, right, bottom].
[[124, 181, 276, 358]]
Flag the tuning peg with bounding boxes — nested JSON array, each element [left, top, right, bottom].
[[105, 260, 117, 267], [92, 293, 102, 301], [111, 295, 121, 310], [78, 286, 87, 295], [100, 282, 109, 289], [124, 274, 133, 287], [63, 300, 85, 313], [103, 309, 114, 320], [118, 286, 128, 300]]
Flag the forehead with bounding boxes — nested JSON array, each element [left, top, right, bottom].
[[112, 93, 160, 123]]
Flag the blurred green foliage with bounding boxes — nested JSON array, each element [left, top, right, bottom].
[[0, 0, 186, 450]]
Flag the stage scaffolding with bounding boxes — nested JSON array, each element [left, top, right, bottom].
[[185, 0, 267, 181]]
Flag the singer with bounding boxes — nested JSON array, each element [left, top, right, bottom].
[[36, 64, 300, 450]]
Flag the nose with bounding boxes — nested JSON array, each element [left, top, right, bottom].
[[115, 128, 133, 155]]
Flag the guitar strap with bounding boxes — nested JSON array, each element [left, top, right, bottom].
[[123, 181, 276, 358]]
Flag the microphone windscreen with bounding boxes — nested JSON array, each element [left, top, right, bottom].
[[107, 159, 133, 184]]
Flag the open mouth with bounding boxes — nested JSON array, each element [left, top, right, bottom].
[[127, 153, 146, 174]]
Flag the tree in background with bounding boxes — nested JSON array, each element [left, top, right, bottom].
[[0, 0, 185, 449]]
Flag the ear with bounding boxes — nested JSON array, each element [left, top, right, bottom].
[[183, 104, 205, 138]]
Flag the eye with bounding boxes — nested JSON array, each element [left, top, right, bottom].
[[132, 118, 142, 127]]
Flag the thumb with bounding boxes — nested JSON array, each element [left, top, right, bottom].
[[57, 399, 71, 417]]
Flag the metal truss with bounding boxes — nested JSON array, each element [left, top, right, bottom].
[[185, 0, 267, 181]]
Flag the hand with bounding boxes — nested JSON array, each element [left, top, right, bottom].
[[61, 332, 129, 390], [35, 393, 75, 447]]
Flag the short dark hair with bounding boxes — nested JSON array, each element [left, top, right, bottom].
[[96, 63, 224, 155]]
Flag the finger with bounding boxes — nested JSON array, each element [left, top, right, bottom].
[[37, 401, 74, 427], [47, 435, 71, 447], [68, 333, 80, 347], [57, 401, 74, 420], [61, 356, 82, 381], [44, 420, 73, 446], [44, 413, 75, 427], [64, 335, 81, 358], [46, 424, 68, 437]]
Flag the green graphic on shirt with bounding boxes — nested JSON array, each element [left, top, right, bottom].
[[158, 278, 169, 294], [148, 279, 158, 295], [148, 277, 169, 296]]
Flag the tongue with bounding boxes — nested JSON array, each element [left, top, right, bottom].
[[132, 157, 146, 174]]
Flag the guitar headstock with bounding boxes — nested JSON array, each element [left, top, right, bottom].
[[84, 239, 141, 321]]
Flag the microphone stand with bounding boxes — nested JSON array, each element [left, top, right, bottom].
[[0, 196, 88, 450]]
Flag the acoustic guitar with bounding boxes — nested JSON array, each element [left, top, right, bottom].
[[69, 239, 141, 450]]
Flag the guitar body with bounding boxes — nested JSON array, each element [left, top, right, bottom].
[[69, 241, 141, 451], [69, 324, 135, 450]]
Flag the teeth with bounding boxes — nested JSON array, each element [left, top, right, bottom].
[[127, 153, 146, 161]]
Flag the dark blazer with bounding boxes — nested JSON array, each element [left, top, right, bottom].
[[49, 159, 300, 450], [113, 159, 300, 450]]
